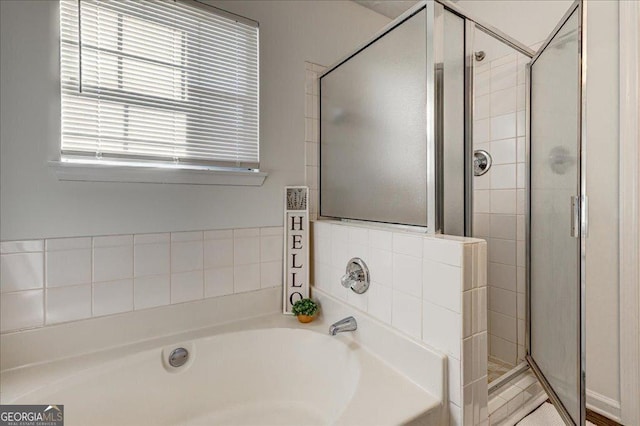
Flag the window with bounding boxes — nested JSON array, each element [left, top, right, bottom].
[[59, 0, 259, 171]]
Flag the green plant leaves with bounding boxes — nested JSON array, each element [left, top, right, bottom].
[[291, 298, 319, 316]]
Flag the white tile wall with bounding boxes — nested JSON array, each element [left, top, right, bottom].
[[473, 51, 529, 366], [260, 235, 283, 263], [1, 240, 44, 254], [423, 300, 461, 359], [93, 279, 133, 316], [490, 191, 516, 215], [475, 118, 490, 143], [233, 229, 260, 265], [204, 238, 233, 269], [312, 220, 488, 426], [260, 261, 282, 289], [489, 263, 517, 292], [203, 229, 234, 300], [0, 226, 284, 333], [134, 238, 170, 277], [490, 114, 517, 141], [490, 87, 517, 117], [488, 239, 516, 266], [475, 94, 490, 119], [204, 267, 234, 298], [94, 243, 133, 283], [46, 284, 92, 324], [393, 253, 422, 298], [475, 190, 491, 214], [367, 281, 392, 324], [491, 139, 516, 165], [1, 252, 44, 292], [0, 289, 44, 332], [134, 274, 170, 310], [46, 237, 90, 251], [234, 264, 260, 294], [392, 290, 422, 339], [423, 238, 465, 267], [133, 233, 171, 311], [171, 233, 203, 273], [45, 240, 92, 288], [489, 215, 516, 241]]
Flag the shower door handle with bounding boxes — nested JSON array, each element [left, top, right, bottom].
[[571, 196, 579, 238], [571, 195, 588, 238]]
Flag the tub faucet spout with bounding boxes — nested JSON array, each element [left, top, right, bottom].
[[329, 316, 357, 336]]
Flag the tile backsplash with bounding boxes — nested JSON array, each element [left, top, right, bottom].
[[312, 219, 488, 426], [0, 227, 283, 333]]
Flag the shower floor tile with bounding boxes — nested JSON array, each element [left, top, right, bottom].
[[488, 356, 515, 383]]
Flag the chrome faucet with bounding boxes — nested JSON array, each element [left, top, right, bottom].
[[329, 316, 357, 336]]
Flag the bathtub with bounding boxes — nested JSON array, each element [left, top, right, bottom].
[[0, 288, 445, 425]]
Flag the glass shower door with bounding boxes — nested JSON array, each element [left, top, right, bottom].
[[527, 2, 585, 425]]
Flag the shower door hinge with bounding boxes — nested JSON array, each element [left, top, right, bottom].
[[571, 195, 589, 238]]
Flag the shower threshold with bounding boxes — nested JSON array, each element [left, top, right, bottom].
[[489, 361, 530, 394], [488, 357, 515, 383]]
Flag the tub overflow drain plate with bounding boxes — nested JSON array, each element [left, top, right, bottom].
[[169, 347, 189, 367]]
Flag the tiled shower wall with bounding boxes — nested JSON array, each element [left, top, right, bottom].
[[472, 52, 529, 365], [0, 227, 283, 333]]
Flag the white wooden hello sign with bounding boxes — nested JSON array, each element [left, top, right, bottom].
[[283, 186, 309, 314]]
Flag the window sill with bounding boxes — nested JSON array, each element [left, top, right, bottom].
[[49, 161, 268, 186]]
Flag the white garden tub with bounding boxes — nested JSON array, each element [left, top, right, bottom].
[[0, 288, 445, 425]]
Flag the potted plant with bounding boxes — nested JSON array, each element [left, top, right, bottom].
[[291, 298, 319, 323]]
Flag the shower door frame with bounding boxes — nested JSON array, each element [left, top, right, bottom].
[[439, 0, 536, 238], [524, 1, 587, 424], [317, 0, 438, 232]]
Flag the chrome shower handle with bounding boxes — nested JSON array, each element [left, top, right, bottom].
[[341, 271, 363, 288], [340, 258, 370, 294]]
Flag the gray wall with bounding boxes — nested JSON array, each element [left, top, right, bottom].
[[584, 0, 620, 411], [0, 0, 388, 240]]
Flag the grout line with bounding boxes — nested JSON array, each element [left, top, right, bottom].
[[169, 232, 173, 304], [131, 239, 136, 310], [42, 248, 47, 326], [90, 236, 95, 317]]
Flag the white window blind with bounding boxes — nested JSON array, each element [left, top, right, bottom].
[[60, 0, 259, 169]]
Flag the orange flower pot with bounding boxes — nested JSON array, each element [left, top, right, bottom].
[[297, 314, 315, 323]]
